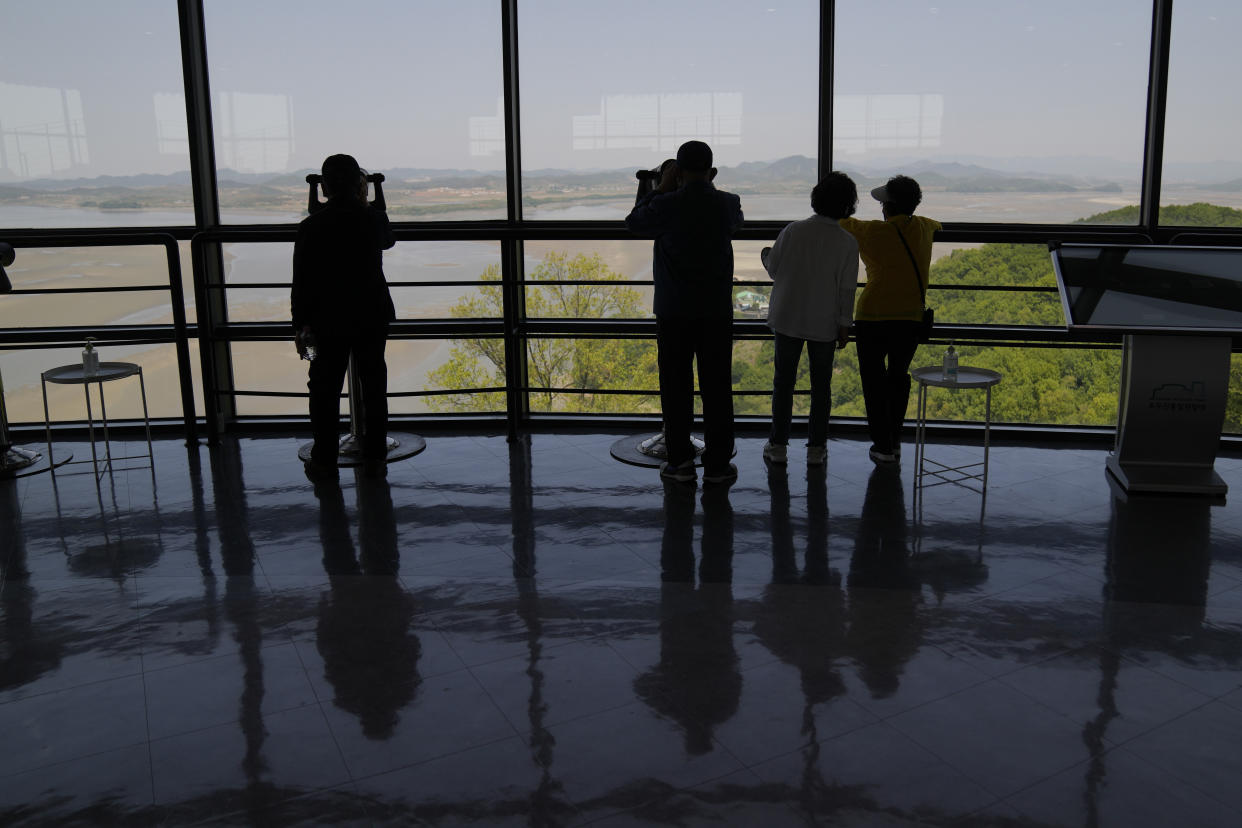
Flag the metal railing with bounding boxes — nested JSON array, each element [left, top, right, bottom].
[[0, 232, 197, 444]]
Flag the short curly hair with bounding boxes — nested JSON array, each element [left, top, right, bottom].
[[811, 171, 858, 219]]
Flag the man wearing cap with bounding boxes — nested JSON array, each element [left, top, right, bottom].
[[840, 175, 941, 465], [626, 140, 744, 484], [292, 153, 396, 481]]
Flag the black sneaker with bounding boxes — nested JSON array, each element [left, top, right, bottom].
[[660, 460, 696, 482], [702, 463, 738, 485]]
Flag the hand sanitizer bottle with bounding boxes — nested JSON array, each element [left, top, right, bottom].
[[82, 337, 100, 377], [942, 342, 958, 382]]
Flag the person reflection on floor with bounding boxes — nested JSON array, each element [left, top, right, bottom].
[[761, 459, 834, 586], [756, 463, 846, 710], [847, 466, 923, 699], [634, 481, 740, 755], [312, 471, 419, 740], [0, 479, 64, 694]]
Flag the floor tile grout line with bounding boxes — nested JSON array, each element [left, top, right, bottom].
[[312, 695, 359, 786], [1104, 736, 1242, 819], [871, 712, 1082, 806], [139, 640, 159, 811], [0, 736, 153, 784], [731, 706, 884, 775], [342, 729, 534, 793], [1116, 644, 1242, 700]]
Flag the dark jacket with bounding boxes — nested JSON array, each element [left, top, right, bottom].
[[626, 181, 743, 318], [291, 198, 397, 335]]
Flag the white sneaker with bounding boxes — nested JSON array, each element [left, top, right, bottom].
[[762, 442, 787, 463], [869, 447, 897, 465], [806, 444, 827, 466]]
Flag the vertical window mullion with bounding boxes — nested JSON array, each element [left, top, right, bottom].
[[501, 0, 528, 438], [1140, 0, 1174, 235], [178, 0, 234, 440], [820, 0, 834, 180]]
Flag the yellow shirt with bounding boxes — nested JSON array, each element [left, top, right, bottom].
[[840, 215, 941, 322]]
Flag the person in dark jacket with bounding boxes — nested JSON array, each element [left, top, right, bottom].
[[292, 153, 396, 479], [626, 140, 744, 485]]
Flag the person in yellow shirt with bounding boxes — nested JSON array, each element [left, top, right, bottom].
[[840, 175, 941, 464]]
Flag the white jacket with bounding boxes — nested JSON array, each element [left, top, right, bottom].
[[763, 215, 859, 342]]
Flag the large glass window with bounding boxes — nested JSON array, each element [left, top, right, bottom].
[[926, 243, 1063, 326], [232, 338, 501, 416], [519, 0, 819, 220], [834, 1, 1150, 225], [6, 342, 202, 424], [10, 0, 1238, 435], [1161, 0, 1242, 227], [222, 241, 503, 323], [520, 240, 778, 321], [0, 242, 199, 427], [908, 344, 1121, 427], [2, 245, 196, 327], [203, 1, 505, 223], [522, 242, 653, 320], [523, 337, 659, 414], [0, 1, 191, 228]]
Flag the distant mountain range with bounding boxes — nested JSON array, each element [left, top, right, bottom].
[[4, 154, 1237, 200], [1203, 177, 1242, 192]]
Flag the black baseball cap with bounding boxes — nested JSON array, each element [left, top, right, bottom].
[[676, 140, 713, 172]]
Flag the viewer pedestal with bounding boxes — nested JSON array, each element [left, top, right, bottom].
[[1108, 334, 1229, 496]]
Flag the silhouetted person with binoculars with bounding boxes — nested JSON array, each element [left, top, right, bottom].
[[292, 154, 396, 480], [626, 140, 744, 486]]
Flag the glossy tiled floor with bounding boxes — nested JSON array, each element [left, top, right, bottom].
[[3, 431, 1242, 826]]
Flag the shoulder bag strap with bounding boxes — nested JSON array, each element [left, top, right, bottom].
[[893, 221, 927, 309]]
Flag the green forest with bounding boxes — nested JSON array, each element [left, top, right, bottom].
[[429, 204, 1242, 432]]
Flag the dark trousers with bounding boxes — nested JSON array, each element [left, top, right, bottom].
[[308, 327, 389, 465], [853, 320, 920, 453], [656, 316, 734, 469], [770, 332, 837, 447]]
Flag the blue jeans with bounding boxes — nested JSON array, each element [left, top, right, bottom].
[[769, 332, 837, 447]]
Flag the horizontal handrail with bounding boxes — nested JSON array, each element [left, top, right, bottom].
[[0, 231, 196, 443], [5, 284, 174, 295], [183, 223, 1162, 244]]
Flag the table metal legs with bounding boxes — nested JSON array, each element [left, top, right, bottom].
[[85, 380, 100, 469], [913, 384, 993, 496], [138, 367, 153, 460], [45, 368, 154, 479]]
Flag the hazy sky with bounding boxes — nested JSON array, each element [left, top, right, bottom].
[[0, 0, 1238, 181]]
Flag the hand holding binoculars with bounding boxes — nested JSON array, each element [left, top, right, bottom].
[[305, 171, 387, 214], [633, 159, 676, 204]]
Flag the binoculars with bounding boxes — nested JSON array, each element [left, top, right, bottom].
[[634, 159, 675, 204], [635, 160, 675, 204], [305, 171, 387, 215]]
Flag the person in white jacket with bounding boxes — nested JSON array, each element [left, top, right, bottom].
[[761, 172, 859, 466]]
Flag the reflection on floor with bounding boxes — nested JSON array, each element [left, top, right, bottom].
[[2, 432, 1242, 826]]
